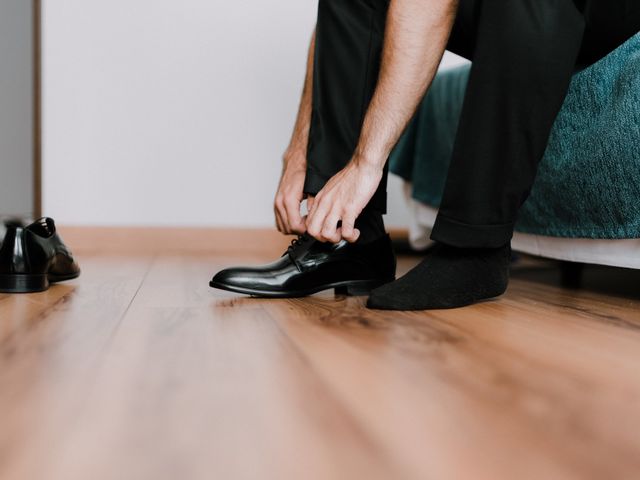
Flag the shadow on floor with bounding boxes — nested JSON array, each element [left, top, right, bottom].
[[510, 254, 640, 301]]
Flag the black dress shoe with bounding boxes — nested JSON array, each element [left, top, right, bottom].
[[0, 218, 24, 247], [210, 234, 396, 298], [0, 218, 80, 293]]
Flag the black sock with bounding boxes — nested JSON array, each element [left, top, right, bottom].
[[366, 242, 511, 310], [353, 209, 386, 244]]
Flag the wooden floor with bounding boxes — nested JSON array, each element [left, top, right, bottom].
[[1, 228, 639, 480]]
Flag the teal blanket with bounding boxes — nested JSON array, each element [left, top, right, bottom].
[[390, 33, 640, 239]]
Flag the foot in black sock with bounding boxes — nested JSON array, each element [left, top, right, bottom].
[[366, 243, 511, 310]]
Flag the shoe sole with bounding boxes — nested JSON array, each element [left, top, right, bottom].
[[0, 271, 81, 294], [209, 278, 394, 298]]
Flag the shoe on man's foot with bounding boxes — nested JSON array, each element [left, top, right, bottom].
[[0, 218, 81, 294], [210, 233, 396, 298], [367, 243, 510, 310]]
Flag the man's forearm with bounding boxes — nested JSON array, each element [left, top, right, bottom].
[[354, 0, 458, 168], [285, 29, 316, 161]]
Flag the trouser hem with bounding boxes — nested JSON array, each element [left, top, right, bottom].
[[431, 213, 513, 248], [302, 170, 327, 198]]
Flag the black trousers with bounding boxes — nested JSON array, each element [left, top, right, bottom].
[[303, 0, 640, 248]]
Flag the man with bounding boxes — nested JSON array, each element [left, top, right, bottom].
[[211, 0, 640, 310]]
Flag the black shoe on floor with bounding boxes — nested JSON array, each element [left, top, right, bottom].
[[210, 233, 396, 298], [0, 218, 24, 246], [0, 218, 80, 293]]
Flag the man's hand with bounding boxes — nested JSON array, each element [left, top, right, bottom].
[[274, 151, 307, 235], [306, 158, 383, 244], [306, 0, 457, 244]]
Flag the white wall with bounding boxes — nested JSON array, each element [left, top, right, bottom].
[[43, 1, 466, 228]]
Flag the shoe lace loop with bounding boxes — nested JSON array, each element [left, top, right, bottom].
[[285, 234, 310, 270]]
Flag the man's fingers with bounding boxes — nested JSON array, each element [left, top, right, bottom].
[[276, 207, 288, 234], [275, 196, 291, 234], [340, 214, 360, 243], [306, 198, 330, 241], [285, 197, 306, 234], [274, 206, 285, 233], [306, 196, 316, 215], [321, 212, 342, 244]]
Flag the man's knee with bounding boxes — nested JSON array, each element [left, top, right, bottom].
[[474, 0, 585, 63], [318, 0, 388, 23]]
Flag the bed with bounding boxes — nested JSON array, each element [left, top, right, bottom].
[[390, 33, 640, 269]]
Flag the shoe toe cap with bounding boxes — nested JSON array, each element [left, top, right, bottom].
[[210, 267, 245, 286], [210, 266, 277, 291]]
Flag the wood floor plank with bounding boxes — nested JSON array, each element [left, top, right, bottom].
[[0, 254, 153, 480]]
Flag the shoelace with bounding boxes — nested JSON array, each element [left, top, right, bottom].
[[285, 234, 311, 270]]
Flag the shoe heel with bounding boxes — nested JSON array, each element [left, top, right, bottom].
[[0, 274, 49, 294], [335, 279, 391, 297]]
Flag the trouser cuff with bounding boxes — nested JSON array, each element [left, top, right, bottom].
[[303, 170, 327, 198], [431, 213, 513, 248]]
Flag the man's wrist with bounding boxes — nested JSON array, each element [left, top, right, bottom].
[[283, 147, 307, 168], [352, 150, 387, 171]]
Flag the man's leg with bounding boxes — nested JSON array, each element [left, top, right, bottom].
[[370, 0, 640, 310], [209, 0, 397, 298], [432, 0, 587, 248], [369, 0, 589, 310], [434, 0, 640, 247], [577, 0, 640, 68], [304, 0, 390, 243]]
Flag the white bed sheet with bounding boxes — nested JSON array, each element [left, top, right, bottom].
[[403, 184, 640, 270]]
